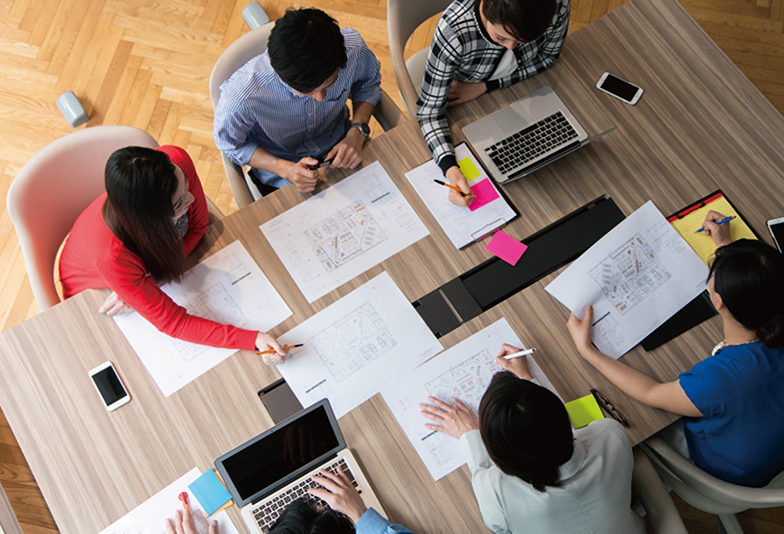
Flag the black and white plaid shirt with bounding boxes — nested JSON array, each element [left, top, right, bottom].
[[416, 0, 570, 174]]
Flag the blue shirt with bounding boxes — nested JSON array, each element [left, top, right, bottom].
[[355, 508, 415, 534], [213, 28, 382, 188], [679, 341, 784, 487]]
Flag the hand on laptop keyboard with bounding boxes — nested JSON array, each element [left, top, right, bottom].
[[308, 468, 366, 523]]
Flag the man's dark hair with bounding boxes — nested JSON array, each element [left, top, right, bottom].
[[482, 0, 558, 43], [478, 372, 574, 492], [268, 8, 348, 93], [268, 499, 354, 534]]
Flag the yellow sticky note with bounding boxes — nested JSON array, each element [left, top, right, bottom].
[[670, 195, 757, 265], [564, 394, 604, 429], [457, 157, 481, 180]]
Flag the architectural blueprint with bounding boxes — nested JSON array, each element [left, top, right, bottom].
[[277, 272, 442, 418], [381, 318, 561, 481], [260, 161, 429, 303], [99, 468, 239, 534], [546, 201, 709, 359], [113, 240, 292, 397]]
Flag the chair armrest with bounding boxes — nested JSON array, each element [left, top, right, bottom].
[[632, 449, 688, 534], [372, 90, 405, 131], [220, 154, 255, 209]]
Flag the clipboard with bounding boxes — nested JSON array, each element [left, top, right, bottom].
[[642, 190, 759, 351]]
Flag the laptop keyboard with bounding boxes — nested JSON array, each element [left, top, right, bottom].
[[251, 458, 361, 533], [485, 110, 579, 175]]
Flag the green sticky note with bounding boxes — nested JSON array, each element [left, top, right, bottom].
[[457, 157, 481, 180], [564, 394, 604, 429]]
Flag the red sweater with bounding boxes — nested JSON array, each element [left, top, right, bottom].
[[59, 146, 257, 350]]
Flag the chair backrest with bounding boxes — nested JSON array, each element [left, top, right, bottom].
[[388, 0, 453, 116], [641, 436, 784, 514], [7, 126, 158, 311]]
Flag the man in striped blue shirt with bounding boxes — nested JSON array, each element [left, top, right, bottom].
[[213, 8, 382, 194]]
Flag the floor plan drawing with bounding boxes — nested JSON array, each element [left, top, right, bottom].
[[425, 349, 499, 410], [588, 233, 671, 315], [310, 302, 396, 382], [305, 202, 387, 272]]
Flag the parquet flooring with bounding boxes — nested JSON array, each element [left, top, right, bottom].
[[0, 0, 782, 532]]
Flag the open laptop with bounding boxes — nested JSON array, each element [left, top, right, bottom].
[[214, 399, 386, 533], [463, 85, 615, 184]]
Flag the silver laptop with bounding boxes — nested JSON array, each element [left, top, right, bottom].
[[463, 85, 614, 184], [214, 399, 386, 533]]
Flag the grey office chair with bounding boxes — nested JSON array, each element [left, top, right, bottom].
[[209, 22, 404, 209], [7, 126, 223, 311], [641, 435, 784, 534], [631, 449, 689, 534], [388, 0, 453, 117]]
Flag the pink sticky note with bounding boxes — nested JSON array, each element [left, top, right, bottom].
[[486, 230, 528, 266], [468, 178, 500, 212]]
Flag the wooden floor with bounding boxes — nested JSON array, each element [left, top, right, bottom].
[[0, 0, 783, 532]]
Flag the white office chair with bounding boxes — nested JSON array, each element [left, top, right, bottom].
[[7, 126, 223, 311], [631, 449, 689, 534], [388, 0, 453, 117], [209, 22, 404, 209], [641, 435, 784, 534]]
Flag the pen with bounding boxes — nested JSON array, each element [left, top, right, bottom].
[[178, 491, 190, 512], [433, 179, 472, 196], [257, 343, 303, 355], [695, 215, 735, 233], [503, 348, 536, 360]]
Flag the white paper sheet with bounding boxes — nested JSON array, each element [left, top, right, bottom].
[[545, 201, 709, 359], [114, 240, 292, 397], [381, 318, 561, 481], [405, 144, 516, 249], [259, 161, 429, 303], [99, 468, 239, 534], [277, 272, 442, 418]]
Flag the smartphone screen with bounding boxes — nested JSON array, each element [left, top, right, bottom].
[[91, 365, 128, 406], [599, 74, 640, 103], [769, 220, 784, 252]]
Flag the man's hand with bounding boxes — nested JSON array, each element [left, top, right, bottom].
[[326, 128, 364, 169], [309, 468, 367, 523], [98, 291, 134, 316], [280, 158, 320, 193], [444, 166, 474, 207], [567, 306, 594, 355], [495, 344, 534, 380], [702, 210, 733, 247], [256, 332, 289, 365], [419, 396, 478, 439], [165, 508, 217, 534], [447, 80, 488, 107]]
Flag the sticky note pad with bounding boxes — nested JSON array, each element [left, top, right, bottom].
[[564, 394, 604, 429], [485, 230, 528, 266], [468, 178, 501, 212], [458, 157, 481, 180], [189, 469, 232, 517]]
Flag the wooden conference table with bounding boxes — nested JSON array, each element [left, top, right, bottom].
[[3, 0, 784, 532]]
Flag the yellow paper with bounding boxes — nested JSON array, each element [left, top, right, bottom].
[[564, 394, 604, 429], [670, 196, 757, 265], [457, 157, 481, 180]]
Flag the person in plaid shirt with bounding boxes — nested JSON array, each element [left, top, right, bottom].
[[416, 0, 570, 207]]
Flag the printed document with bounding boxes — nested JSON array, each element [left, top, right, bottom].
[[381, 318, 560, 481], [260, 161, 429, 303], [405, 144, 516, 249], [114, 240, 292, 397], [98, 468, 239, 534], [277, 272, 442, 418], [545, 201, 709, 359]]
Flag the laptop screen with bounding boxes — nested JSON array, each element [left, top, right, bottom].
[[215, 400, 343, 506]]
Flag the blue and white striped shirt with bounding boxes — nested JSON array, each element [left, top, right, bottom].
[[213, 28, 382, 189]]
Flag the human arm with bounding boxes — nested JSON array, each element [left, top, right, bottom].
[[567, 306, 703, 417], [325, 100, 375, 169], [495, 344, 534, 380], [165, 508, 217, 534], [247, 147, 320, 193], [701, 210, 733, 247], [419, 396, 478, 439]]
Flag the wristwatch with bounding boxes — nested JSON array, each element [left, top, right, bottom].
[[350, 122, 370, 137]]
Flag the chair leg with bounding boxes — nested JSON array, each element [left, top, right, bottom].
[[717, 513, 744, 534]]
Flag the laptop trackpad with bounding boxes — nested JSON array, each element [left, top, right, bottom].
[[493, 106, 533, 134]]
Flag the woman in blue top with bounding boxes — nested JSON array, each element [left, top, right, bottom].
[[567, 210, 784, 487]]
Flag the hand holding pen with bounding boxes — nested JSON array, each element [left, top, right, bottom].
[[442, 165, 475, 207], [255, 333, 290, 365], [495, 343, 534, 380], [698, 210, 733, 247]]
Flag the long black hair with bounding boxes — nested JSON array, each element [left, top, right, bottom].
[[709, 239, 784, 348], [479, 372, 573, 492], [102, 146, 186, 284]]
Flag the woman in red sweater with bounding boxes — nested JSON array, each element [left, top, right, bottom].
[[58, 145, 287, 363]]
